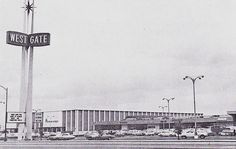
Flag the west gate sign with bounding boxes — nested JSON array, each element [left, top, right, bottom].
[[6, 0, 51, 140], [6, 31, 50, 47]]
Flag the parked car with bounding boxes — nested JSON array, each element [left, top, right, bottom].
[[180, 129, 207, 139], [0, 133, 5, 140], [127, 130, 145, 136], [73, 131, 87, 137], [115, 130, 126, 137], [85, 133, 115, 140], [158, 130, 176, 137], [84, 131, 100, 138], [219, 129, 235, 136], [32, 132, 40, 140], [48, 133, 75, 140], [144, 130, 156, 136], [43, 132, 51, 138], [7, 133, 18, 138]]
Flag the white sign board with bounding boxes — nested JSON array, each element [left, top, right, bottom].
[[35, 112, 43, 122], [43, 111, 62, 127], [7, 112, 25, 123]]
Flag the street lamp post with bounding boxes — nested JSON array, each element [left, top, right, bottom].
[[183, 75, 204, 138], [0, 85, 8, 142], [159, 106, 167, 129], [162, 98, 174, 130]]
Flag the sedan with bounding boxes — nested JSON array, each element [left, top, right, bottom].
[[86, 134, 115, 140], [48, 133, 75, 140]]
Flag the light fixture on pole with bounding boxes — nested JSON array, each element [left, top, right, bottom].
[[0, 85, 8, 142], [183, 75, 204, 138], [159, 106, 167, 129], [162, 97, 174, 130]]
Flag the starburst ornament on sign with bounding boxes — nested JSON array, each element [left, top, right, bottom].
[[23, 1, 35, 14]]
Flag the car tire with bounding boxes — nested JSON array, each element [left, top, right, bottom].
[[199, 135, 205, 139]]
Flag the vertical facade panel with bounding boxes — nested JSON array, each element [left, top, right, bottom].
[[151, 112, 155, 116], [72, 110, 75, 131], [95, 110, 99, 122], [78, 110, 82, 131], [110, 111, 114, 121], [84, 110, 88, 131], [134, 112, 137, 116], [75, 110, 78, 131], [89, 110, 94, 131], [105, 111, 109, 122], [62, 111, 66, 130], [128, 111, 132, 116], [125, 111, 128, 119], [115, 111, 119, 121], [120, 112, 124, 120], [67, 111, 71, 131], [100, 111, 105, 121], [138, 112, 142, 116]]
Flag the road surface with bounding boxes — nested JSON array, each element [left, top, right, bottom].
[[0, 140, 236, 149]]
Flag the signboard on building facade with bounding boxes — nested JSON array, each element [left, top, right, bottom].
[[43, 111, 62, 127], [7, 112, 26, 123], [6, 31, 50, 47]]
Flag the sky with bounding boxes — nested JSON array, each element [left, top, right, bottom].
[[0, 0, 236, 121]]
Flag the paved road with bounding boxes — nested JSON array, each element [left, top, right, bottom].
[[0, 140, 236, 149]]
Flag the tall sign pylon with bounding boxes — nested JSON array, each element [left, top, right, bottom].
[[6, 0, 50, 140]]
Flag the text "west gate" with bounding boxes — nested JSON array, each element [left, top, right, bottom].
[[6, 31, 50, 47]]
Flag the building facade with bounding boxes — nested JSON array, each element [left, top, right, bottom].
[[92, 115, 233, 131], [33, 109, 203, 132]]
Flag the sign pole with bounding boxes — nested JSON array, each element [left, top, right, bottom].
[[25, 0, 35, 140], [18, 0, 29, 141]]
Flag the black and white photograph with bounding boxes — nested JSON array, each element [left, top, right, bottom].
[[0, 0, 236, 148]]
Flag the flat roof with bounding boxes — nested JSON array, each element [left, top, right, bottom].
[[227, 111, 236, 115]]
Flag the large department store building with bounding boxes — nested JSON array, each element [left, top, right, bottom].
[[32, 109, 203, 132]]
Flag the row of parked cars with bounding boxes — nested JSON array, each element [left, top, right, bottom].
[[83, 127, 233, 139], [0, 132, 76, 140], [69, 127, 209, 140], [1, 126, 235, 141]]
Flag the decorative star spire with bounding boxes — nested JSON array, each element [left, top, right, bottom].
[[23, 0, 35, 14]]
